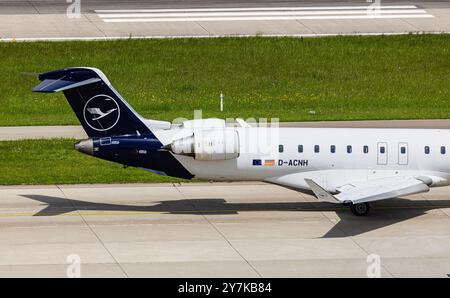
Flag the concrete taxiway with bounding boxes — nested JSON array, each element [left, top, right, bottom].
[[0, 1, 449, 40], [0, 182, 449, 277], [2, 119, 450, 140]]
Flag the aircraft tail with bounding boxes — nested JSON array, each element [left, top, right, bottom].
[[32, 67, 164, 137]]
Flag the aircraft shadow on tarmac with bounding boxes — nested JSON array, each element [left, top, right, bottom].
[[20, 194, 450, 238]]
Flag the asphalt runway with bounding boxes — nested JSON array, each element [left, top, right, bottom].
[[0, 0, 449, 40], [0, 182, 449, 277]]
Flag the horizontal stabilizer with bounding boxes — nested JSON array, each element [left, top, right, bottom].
[[33, 77, 101, 93]]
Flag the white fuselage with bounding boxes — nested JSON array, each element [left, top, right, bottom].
[[155, 127, 450, 193]]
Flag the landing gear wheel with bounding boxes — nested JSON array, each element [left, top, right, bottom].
[[350, 202, 371, 216]]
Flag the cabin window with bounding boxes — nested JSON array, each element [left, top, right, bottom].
[[330, 145, 336, 153], [279, 145, 284, 153], [363, 145, 369, 153], [298, 145, 303, 153], [441, 146, 446, 154], [425, 146, 430, 154], [314, 145, 320, 153], [400, 146, 406, 154], [347, 145, 352, 154], [380, 146, 386, 154]]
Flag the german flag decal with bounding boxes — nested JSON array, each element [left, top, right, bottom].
[[264, 160, 275, 166]]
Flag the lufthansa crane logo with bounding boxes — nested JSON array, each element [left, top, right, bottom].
[[83, 94, 120, 132]]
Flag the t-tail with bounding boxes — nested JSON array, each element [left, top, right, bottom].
[[32, 67, 169, 137], [32, 67, 193, 179]]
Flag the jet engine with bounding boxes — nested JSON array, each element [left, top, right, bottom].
[[169, 129, 239, 160]]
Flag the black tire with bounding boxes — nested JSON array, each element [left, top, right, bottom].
[[350, 202, 371, 216]]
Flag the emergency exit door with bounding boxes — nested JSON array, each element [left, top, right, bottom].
[[398, 142, 408, 165], [377, 142, 388, 165]]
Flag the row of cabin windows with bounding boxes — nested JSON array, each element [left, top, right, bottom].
[[279, 144, 370, 154], [278, 145, 448, 155], [425, 146, 447, 155]]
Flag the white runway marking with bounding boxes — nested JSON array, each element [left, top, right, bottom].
[[102, 15, 434, 23], [98, 10, 429, 19], [95, 5, 420, 13], [96, 5, 433, 23]]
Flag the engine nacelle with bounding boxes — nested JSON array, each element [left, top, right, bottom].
[[170, 129, 239, 160]]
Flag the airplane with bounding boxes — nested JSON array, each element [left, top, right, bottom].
[[32, 67, 448, 216]]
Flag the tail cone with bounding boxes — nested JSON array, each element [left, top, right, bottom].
[[75, 139, 93, 155]]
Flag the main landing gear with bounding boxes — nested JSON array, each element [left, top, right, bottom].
[[349, 202, 371, 216]]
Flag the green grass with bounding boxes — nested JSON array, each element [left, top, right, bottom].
[[0, 139, 186, 185], [0, 35, 449, 126]]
